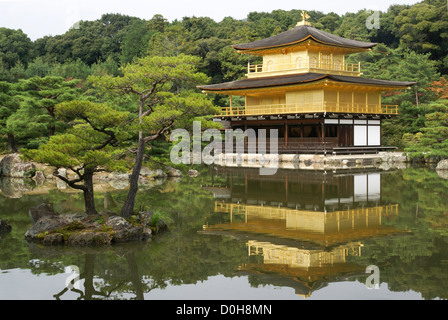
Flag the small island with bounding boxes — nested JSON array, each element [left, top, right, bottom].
[[24, 203, 167, 246]]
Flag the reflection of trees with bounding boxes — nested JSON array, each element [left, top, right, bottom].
[[53, 252, 155, 300], [24, 231, 247, 300], [353, 168, 448, 300], [4, 167, 448, 299], [1, 171, 249, 300]]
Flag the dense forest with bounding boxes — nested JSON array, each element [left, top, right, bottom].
[[0, 0, 448, 159]]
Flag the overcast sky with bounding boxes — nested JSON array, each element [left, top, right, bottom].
[[1, 0, 422, 41]]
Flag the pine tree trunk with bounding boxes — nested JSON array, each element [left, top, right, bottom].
[[83, 170, 97, 215], [7, 133, 17, 153], [120, 136, 145, 218]]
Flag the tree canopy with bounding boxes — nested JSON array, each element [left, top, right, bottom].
[[22, 100, 129, 214]]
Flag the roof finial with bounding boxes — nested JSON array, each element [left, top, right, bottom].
[[297, 10, 311, 26]]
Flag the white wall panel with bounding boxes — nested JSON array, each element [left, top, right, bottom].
[[368, 126, 381, 146], [354, 125, 367, 146]]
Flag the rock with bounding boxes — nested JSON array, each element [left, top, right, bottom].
[[166, 166, 183, 177], [29, 203, 56, 225], [0, 153, 21, 177], [436, 159, 448, 170], [60, 212, 88, 222], [188, 169, 199, 177], [43, 233, 64, 245], [0, 177, 35, 198], [140, 167, 166, 179], [138, 210, 166, 232], [10, 162, 35, 178], [0, 219, 12, 234], [138, 211, 154, 226], [135, 212, 153, 241], [24, 215, 70, 241], [142, 227, 152, 241], [140, 211, 168, 235], [57, 168, 67, 177], [109, 172, 129, 180], [0, 153, 36, 178], [67, 232, 112, 246], [437, 170, 448, 180], [33, 171, 46, 185], [106, 172, 130, 189], [138, 176, 156, 187], [105, 216, 144, 243], [108, 179, 129, 189]]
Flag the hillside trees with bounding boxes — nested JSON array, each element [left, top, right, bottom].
[[0, 81, 20, 151], [404, 99, 448, 160], [5, 76, 82, 149], [0, 28, 33, 70], [393, 0, 448, 73]]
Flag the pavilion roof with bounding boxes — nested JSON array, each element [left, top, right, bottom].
[[198, 73, 416, 93], [233, 25, 377, 52]]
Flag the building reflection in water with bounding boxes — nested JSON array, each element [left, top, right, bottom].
[[203, 168, 408, 298]]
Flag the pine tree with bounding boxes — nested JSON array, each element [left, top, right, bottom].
[[22, 101, 129, 215], [89, 54, 219, 218]]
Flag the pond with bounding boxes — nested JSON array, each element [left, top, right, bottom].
[[0, 165, 448, 300]]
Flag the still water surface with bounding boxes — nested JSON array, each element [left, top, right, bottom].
[[0, 166, 447, 300]]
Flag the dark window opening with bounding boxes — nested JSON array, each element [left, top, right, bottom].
[[303, 125, 319, 138], [325, 125, 338, 138], [289, 126, 301, 138]]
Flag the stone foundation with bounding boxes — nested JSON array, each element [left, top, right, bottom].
[[213, 151, 409, 171]]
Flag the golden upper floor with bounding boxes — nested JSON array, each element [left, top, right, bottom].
[[233, 22, 376, 78], [247, 52, 362, 78]]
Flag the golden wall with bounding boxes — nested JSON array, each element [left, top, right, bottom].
[[241, 89, 383, 115]]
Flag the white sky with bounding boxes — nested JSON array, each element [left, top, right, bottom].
[[0, 0, 422, 41]]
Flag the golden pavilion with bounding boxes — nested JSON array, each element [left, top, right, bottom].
[[198, 12, 416, 155]]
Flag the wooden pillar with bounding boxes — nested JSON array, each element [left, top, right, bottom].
[[365, 92, 368, 111], [321, 120, 325, 143], [244, 121, 248, 151], [378, 93, 382, 114], [285, 120, 288, 147], [321, 119, 325, 153], [300, 122, 303, 145], [318, 49, 322, 68], [337, 119, 341, 147], [352, 91, 355, 113], [230, 95, 233, 115], [337, 90, 340, 110]]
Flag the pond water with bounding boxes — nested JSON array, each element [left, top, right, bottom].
[[1, 166, 448, 300]]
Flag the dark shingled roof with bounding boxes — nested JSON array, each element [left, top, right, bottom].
[[197, 73, 416, 92], [233, 25, 377, 51]]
